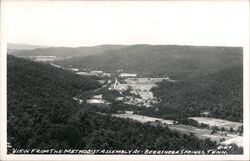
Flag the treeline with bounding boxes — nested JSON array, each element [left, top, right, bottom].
[[143, 66, 243, 122]]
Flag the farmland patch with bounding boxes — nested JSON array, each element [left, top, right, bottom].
[[190, 117, 243, 131]]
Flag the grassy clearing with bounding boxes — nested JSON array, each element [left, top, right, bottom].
[[113, 113, 173, 124], [168, 124, 238, 143], [190, 117, 242, 130]]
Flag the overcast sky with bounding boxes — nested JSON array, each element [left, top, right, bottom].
[[4, 0, 249, 47]]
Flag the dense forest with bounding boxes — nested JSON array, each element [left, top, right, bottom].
[[141, 66, 243, 122], [9, 111, 219, 151], [7, 55, 100, 149], [8, 55, 237, 154]]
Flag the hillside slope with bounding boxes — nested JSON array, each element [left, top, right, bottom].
[[142, 66, 243, 122], [7, 55, 101, 148]]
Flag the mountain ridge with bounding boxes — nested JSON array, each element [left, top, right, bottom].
[[9, 44, 243, 79]]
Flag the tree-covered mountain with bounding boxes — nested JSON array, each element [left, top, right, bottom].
[[140, 66, 243, 122], [55, 45, 242, 78], [7, 55, 226, 152], [9, 44, 242, 78]]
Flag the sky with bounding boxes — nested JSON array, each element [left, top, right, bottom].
[[4, 0, 249, 47]]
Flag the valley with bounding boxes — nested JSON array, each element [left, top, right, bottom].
[[12, 54, 243, 148], [7, 44, 244, 154]]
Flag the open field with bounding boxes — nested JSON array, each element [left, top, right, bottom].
[[163, 124, 242, 147], [128, 84, 155, 100], [123, 77, 174, 101], [112, 113, 174, 124], [190, 117, 243, 130], [222, 136, 243, 147], [167, 124, 237, 142], [108, 77, 174, 106], [112, 78, 162, 107]]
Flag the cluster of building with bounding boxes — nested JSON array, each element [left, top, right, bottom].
[[77, 71, 138, 78], [86, 94, 112, 107], [76, 70, 138, 78], [73, 94, 112, 108], [115, 95, 154, 107]]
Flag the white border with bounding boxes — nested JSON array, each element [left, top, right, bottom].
[[0, 0, 249, 161], [0, 0, 8, 159]]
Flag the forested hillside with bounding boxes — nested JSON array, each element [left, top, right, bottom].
[[54, 45, 242, 78], [142, 66, 243, 122], [7, 55, 225, 152], [9, 45, 242, 79], [7, 55, 100, 148]]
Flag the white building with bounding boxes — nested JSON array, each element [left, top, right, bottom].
[[87, 99, 105, 104], [68, 68, 79, 72], [119, 73, 137, 78], [86, 98, 112, 107], [124, 111, 133, 114], [116, 97, 125, 101], [103, 73, 111, 77], [91, 70, 103, 75], [93, 94, 103, 99], [76, 72, 96, 76]]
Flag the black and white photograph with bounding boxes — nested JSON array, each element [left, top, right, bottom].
[[0, 0, 249, 160]]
